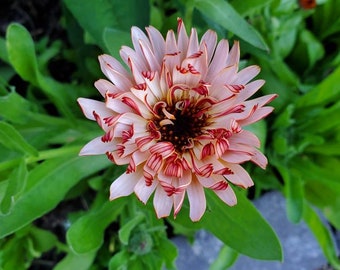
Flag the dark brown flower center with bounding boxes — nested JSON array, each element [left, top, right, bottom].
[[156, 100, 209, 153]]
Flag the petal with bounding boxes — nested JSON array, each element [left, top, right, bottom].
[[146, 26, 165, 63], [186, 176, 206, 221], [110, 171, 141, 200], [214, 184, 237, 206], [77, 98, 111, 121], [99, 54, 133, 90], [153, 185, 173, 218], [224, 163, 254, 188], [251, 148, 268, 169], [134, 176, 157, 204], [80, 136, 114, 155], [95, 79, 124, 97]]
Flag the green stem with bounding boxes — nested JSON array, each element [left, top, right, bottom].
[[0, 145, 81, 172]]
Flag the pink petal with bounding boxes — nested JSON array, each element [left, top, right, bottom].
[[214, 184, 237, 206], [77, 98, 111, 121], [186, 176, 206, 221], [146, 26, 165, 63], [206, 39, 229, 81], [79, 136, 114, 155], [200, 29, 217, 64], [224, 163, 254, 188], [134, 176, 157, 204], [153, 185, 173, 218], [95, 79, 124, 97], [251, 148, 268, 169], [110, 171, 141, 200]]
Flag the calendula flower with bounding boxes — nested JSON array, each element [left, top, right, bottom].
[[78, 19, 276, 221]]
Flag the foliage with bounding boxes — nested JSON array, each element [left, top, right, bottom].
[[0, 0, 340, 269]]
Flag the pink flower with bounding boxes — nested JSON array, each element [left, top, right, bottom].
[[78, 19, 276, 221]]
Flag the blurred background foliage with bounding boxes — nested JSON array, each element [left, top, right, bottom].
[[1, 0, 340, 269]]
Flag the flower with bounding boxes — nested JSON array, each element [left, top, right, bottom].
[[78, 19, 276, 221]]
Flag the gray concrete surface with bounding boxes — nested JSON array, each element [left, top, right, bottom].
[[173, 191, 335, 270]]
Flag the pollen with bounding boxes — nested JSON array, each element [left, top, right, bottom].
[[156, 99, 209, 153]]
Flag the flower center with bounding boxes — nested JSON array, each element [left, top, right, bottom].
[[156, 100, 209, 153]]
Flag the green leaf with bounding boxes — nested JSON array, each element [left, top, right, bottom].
[[0, 91, 32, 124], [109, 250, 131, 270], [157, 237, 178, 270], [303, 203, 340, 269], [6, 23, 40, 85], [0, 121, 38, 156], [175, 189, 282, 260], [118, 212, 145, 245], [276, 164, 304, 223], [0, 155, 110, 238], [210, 245, 238, 270], [103, 27, 132, 63], [67, 197, 127, 254], [29, 226, 58, 253], [54, 250, 97, 270], [0, 159, 27, 214], [296, 65, 340, 108], [194, 0, 269, 51], [230, 0, 274, 16], [6, 23, 75, 121], [63, 0, 149, 50]]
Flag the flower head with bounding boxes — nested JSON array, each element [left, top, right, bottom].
[[78, 19, 276, 221]]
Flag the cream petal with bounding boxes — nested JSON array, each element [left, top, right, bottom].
[[224, 163, 254, 188], [153, 185, 173, 218], [214, 185, 237, 206], [110, 171, 141, 200], [228, 130, 261, 148], [146, 26, 165, 63], [200, 29, 217, 64], [95, 79, 124, 97], [186, 176, 206, 221], [206, 39, 229, 81], [134, 177, 157, 204], [226, 41, 240, 67], [173, 191, 186, 217], [235, 80, 265, 103], [251, 148, 268, 169], [176, 18, 189, 59], [77, 98, 110, 121], [233, 65, 260, 85], [99, 54, 133, 90], [186, 28, 199, 58], [79, 136, 114, 155]]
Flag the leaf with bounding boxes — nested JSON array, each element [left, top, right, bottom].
[[276, 164, 304, 223], [103, 27, 132, 63], [175, 189, 282, 260], [194, 0, 269, 51], [210, 245, 238, 270], [0, 91, 32, 124], [303, 203, 340, 269], [296, 65, 340, 108], [67, 197, 127, 254], [29, 226, 58, 253], [53, 250, 97, 270], [118, 212, 145, 245], [0, 159, 27, 214], [0, 155, 110, 238], [109, 250, 131, 270], [157, 237, 178, 270], [0, 121, 38, 156], [5, 23, 40, 85], [6, 23, 75, 120], [63, 0, 149, 50], [230, 0, 274, 16]]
